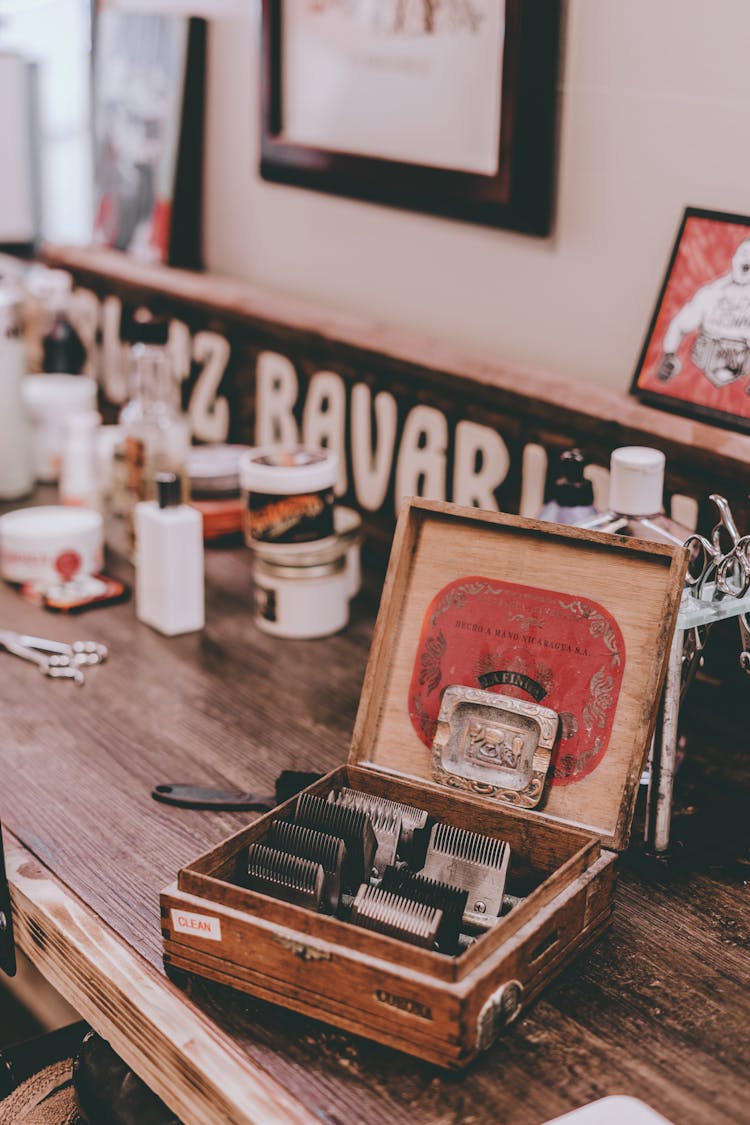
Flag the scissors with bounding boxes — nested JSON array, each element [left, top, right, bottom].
[[684, 494, 750, 601]]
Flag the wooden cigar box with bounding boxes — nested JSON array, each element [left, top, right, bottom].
[[161, 499, 687, 1069]]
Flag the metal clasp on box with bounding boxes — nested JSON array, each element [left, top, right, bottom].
[[431, 686, 559, 809], [476, 979, 524, 1050]]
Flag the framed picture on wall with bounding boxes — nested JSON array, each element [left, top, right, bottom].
[[260, 0, 561, 236], [92, 5, 205, 268], [631, 207, 750, 434]]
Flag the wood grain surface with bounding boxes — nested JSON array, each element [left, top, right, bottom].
[[4, 833, 318, 1125], [1, 504, 749, 1123]]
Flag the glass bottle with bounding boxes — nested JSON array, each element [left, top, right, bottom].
[[119, 315, 190, 542]]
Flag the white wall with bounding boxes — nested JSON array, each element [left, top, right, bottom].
[[0, 0, 92, 244], [202, 0, 750, 393]]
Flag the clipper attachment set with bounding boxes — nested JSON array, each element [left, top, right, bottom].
[[245, 786, 515, 956]]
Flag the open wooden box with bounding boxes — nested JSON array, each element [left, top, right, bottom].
[[161, 500, 687, 1068]]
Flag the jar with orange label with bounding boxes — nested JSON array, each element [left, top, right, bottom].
[[239, 447, 338, 546]]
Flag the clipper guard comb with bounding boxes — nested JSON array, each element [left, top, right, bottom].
[[265, 819, 345, 914], [420, 823, 510, 930], [247, 843, 325, 911], [380, 866, 468, 954], [329, 787, 430, 864], [350, 885, 442, 950], [295, 792, 377, 891]]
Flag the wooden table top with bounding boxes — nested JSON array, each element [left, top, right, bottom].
[[1, 515, 748, 1125]]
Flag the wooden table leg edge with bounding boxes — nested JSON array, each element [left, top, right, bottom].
[[2, 827, 319, 1125]]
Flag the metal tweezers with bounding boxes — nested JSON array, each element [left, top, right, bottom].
[[0, 630, 108, 685]]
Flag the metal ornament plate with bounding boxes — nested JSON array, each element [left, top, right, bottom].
[[431, 686, 559, 809]]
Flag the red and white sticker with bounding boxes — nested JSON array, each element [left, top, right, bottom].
[[171, 909, 222, 942]]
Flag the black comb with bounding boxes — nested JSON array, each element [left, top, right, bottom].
[[295, 793, 376, 891], [266, 820, 345, 914], [380, 867, 468, 954]]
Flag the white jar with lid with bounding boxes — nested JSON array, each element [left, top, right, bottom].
[[22, 374, 98, 482], [0, 505, 103, 588]]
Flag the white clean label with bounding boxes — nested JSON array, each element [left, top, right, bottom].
[[171, 909, 222, 942]]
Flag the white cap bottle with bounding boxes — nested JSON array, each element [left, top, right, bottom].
[[608, 447, 666, 516]]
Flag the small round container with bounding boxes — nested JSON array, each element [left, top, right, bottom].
[[240, 446, 337, 546], [0, 505, 103, 588], [253, 553, 349, 639], [189, 444, 251, 541], [22, 374, 98, 482]]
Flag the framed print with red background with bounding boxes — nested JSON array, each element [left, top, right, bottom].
[[631, 207, 750, 434]]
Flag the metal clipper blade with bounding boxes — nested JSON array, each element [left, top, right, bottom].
[[295, 792, 377, 891], [266, 819, 345, 914], [380, 867, 468, 954], [329, 788, 430, 862], [368, 808, 402, 877], [247, 843, 325, 911], [350, 885, 442, 950], [420, 824, 510, 930]]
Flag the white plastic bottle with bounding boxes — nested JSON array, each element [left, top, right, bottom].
[[0, 288, 33, 500], [60, 410, 102, 509], [135, 472, 205, 636]]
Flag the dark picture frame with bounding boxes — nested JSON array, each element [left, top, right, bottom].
[[260, 1, 561, 237], [631, 206, 750, 435], [92, 9, 205, 269]]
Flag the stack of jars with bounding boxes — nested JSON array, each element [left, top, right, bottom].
[[240, 447, 361, 639]]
